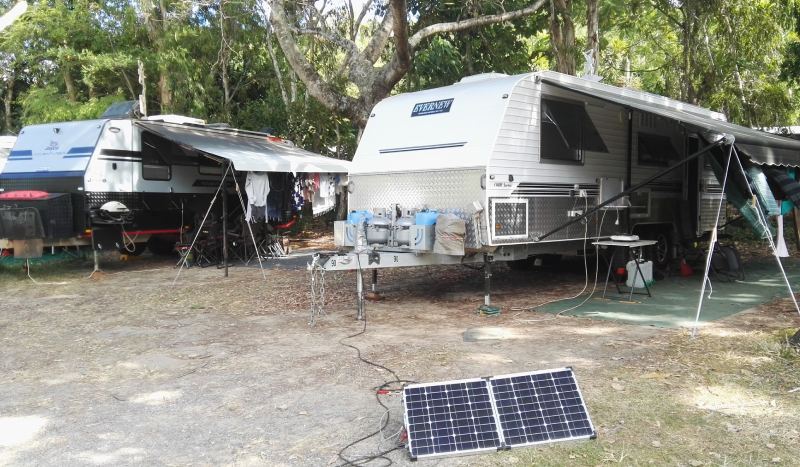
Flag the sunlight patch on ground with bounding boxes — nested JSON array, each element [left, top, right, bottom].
[[565, 325, 623, 336], [116, 361, 142, 370], [464, 352, 514, 364], [75, 447, 145, 465], [700, 328, 756, 338], [129, 389, 183, 406], [0, 415, 47, 448], [688, 384, 783, 417]]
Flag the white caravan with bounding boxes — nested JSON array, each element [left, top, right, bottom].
[[0, 115, 349, 254], [318, 71, 800, 281]]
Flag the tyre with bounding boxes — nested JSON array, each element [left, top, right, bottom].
[[648, 230, 672, 269], [119, 242, 147, 256], [507, 257, 533, 271], [147, 235, 178, 256]]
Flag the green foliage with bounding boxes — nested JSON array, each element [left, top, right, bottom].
[[403, 0, 545, 91], [600, 0, 799, 126], [20, 86, 123, 124], [1, 0, 800, 151]]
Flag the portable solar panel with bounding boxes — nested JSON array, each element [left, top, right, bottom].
[[403, 378, 500, 459], [402, 368, 595, 460], [490, 368, 596, 448]]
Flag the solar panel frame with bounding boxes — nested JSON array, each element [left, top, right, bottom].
[[402, 377, 500, 459], [490, 367, 596, 449]]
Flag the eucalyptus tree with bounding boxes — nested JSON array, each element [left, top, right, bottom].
[[267, 0, 547, 127]]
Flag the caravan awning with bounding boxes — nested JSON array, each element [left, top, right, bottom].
[[538, 72, 800, 167], [135, 121, 350, 173]]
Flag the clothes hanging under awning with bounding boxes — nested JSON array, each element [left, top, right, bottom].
[[244, 172, 270, 222]]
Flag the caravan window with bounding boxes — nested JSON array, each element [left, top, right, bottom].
[[638, 133, 679, 166], [540, 98, 607, 163], [141, 133, 172, 181]]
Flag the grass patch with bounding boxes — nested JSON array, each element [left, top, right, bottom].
[[494, 329, 800, 465]]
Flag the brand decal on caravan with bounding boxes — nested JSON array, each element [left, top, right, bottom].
[[411, 98, 454, 117]]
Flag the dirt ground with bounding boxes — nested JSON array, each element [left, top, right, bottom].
[[0, 244, 799, 466]]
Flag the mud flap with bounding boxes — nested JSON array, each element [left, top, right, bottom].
[[0, 207, 45, 240]]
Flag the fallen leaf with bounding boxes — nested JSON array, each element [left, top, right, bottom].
[[651, 440, 661, 448]]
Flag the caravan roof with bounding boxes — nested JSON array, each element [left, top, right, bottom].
[[0, 118, 350, 179]]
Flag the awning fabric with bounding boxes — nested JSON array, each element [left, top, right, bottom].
[[135, 121, 350, 173], [538, 72, 800, 167]]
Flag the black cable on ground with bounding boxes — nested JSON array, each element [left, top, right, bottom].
[[336, 260, 416, 467]]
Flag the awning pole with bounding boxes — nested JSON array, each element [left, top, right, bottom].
[[692, 143, 734, 337], [535, 138, 726, 242], [222, 162, 229, 278], [173, 163, 231, 285]]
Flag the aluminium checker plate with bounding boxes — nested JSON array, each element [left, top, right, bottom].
[[402, 367, 596, 460]]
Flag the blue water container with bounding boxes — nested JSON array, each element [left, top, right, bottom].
[[347, 210, 373, 224], [415, 211, 438, 226]]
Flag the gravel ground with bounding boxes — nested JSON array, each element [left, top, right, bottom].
[[0, 246, 798, 466]]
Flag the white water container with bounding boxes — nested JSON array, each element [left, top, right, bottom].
[[626, 260, 653, 289]]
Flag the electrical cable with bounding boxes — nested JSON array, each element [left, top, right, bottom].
[[335, 254, 415, 467], [24, 258, 69, 285], [120, 225, 140, 253], [512, 199, 609, 322]]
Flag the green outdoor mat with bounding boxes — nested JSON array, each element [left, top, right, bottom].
[[536, 259, 800, 328]]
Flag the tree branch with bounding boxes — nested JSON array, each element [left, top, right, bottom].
[[294, 27, 360, 57], [352, 0, 374, 41], [408, 0, 547, 50], [374, 0, 410, 96], [360, 7, 394, 64], [268, 0, 360, 120], [391, 0, 410, 68]]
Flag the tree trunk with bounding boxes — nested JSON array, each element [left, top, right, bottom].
[[464, 36, 474, 76], [141, 0, 173, 113], [3, 76, 13, 132], [587, 0, 600, 73], [158, 71, 172, 112], [219, 0, 232, 117], [679, 3, 697, 103], [549, 0, 577, 75], [63, 64, 78, 102], [265, 28, 290, 108]]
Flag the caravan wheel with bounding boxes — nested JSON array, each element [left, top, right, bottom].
[[119, 243, 147, 256], [649, 231, 671, 269], [507, 258, 533, 271], [147, 236, 179, 256]]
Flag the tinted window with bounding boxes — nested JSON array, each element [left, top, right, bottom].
[[540, 98, 607, 163], [638, 133, 679, 166], [141, 133, 172, 181], [142, 164, 171, 181]]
